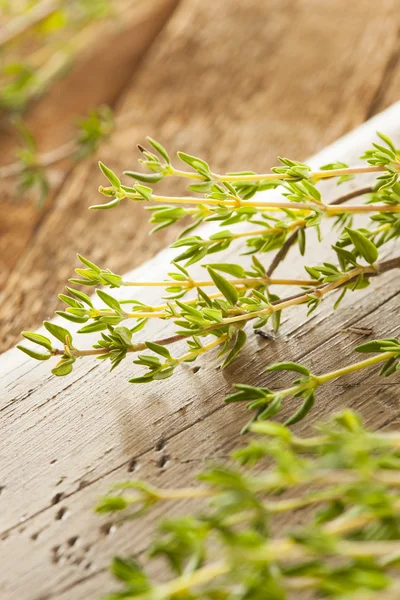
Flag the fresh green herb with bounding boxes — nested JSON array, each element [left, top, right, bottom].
[[225, 338, 400, 430], [97, 409, 400, 600], [19, 134, 400, 415], [15, 132, 400, 598]]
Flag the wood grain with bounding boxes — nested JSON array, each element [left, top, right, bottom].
[[0, 103, 400, 599], [1, 0, 399, 352]]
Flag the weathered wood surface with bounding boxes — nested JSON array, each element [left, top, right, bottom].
[[1, 103, 400, 599], [1, 0, 399, 352]]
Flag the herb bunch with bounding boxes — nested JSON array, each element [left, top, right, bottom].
[[18, 132, 400, 426], [16, 129, 400, 597], [97, 409, 400, 600]]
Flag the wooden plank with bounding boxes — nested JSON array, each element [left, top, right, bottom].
[[0, 104, 399, 599], [365, 30, 400, 119], [1, 0, 399, 352]]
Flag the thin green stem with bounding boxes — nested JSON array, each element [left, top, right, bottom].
[[121, 275, 317, 289], [174, 334, 228, 364], [220, 266, 375, 326], [120, 473, 400, 515], [125, 191, 400, 214], [168, 164, 385, 184], [315, 351, 398, 384], [262, 351, 399, 413], [221, 165, 384, 182], [169, 167, 204, 181]]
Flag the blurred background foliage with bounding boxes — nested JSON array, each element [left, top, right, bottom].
[[0, 0, 130, 112], [0, 0, 151, 206]]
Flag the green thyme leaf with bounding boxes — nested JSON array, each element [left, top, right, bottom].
[[43, 321, 72, 345], [97, 290, 122, 313], [21, 332, 52, 350], [146, 137, 170, 164], [284, 391, 315, 425], [204, 263, 245, 278], [98, 161, 121, 189], [145, 342, 171, 359], [345, 227, 379, 264], [222, 330, 247, 368], [266, 362, 310, 375], [51, 358, 75, 376], [17, 345, 51, 360], [207, 267, 238, 306]]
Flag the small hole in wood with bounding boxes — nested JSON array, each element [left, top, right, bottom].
[[155, 438, 166, 451], [55, 507, 68, 521], [157, 454, 169, 469], [51, 545, 60, 564], [127, 458, 138, 472], [51, 492, 65, 505], [100, 522, 116, 536], [67, 536, 79, 547]]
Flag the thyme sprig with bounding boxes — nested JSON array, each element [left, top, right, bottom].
[[226, 337, 400, 430], [124, 134, 399, 188], [96, 409, 400, 600], [91, 134, 400, 269]]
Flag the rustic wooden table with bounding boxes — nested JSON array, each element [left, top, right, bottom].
[[0, 2, 400, 599]]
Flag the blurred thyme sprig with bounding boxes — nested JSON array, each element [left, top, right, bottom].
[[0, 106, 114, 204], [0, 0, 114, 112], [96, 409, 400, 600]]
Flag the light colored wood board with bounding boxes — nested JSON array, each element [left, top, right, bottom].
[[0, 106, 400, 598], [1, 291, 400, 600], [0, 0, 180, 289], [1, 269, 399, 533], [1, 0, 399, 351]]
